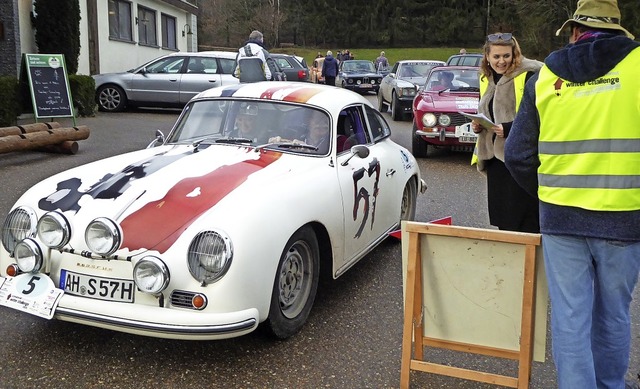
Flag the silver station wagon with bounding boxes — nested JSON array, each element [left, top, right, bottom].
[[93, 51, 239, 112]]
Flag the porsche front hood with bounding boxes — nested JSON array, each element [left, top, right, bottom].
[[18, 144, 289, 254]]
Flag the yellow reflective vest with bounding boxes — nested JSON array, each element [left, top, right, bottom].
[[535, 48, 640, 211], [471, 72, 527, 165]]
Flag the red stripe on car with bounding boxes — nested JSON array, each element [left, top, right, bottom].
[[120, 152, 282, 253]]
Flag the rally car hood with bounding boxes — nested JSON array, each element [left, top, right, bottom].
[[398, 77, 427, 87], [17, 144, 307, 255], [417, 91, 479, 112]]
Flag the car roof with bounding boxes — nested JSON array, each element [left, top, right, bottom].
[[162, 50, 237, 59], [193, 81, 373, 112], [398, 60, 445, 64], [431, 65, 479, 71]]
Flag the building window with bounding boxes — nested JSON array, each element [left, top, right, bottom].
[[108, 0, 132, 41], [137, 6, 157, 46], [161, 14, 177, 50]]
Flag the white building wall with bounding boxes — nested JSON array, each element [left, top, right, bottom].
[[97, 0, 197, 75], [17, 0, 196, 76]]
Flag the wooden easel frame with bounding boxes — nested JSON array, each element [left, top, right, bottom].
[[400, 222, 542, 389]]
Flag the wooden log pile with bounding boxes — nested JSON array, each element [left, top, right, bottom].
[[0, 122, 90, 155]]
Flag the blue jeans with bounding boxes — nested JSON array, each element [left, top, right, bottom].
[[542, 234, 640, 389]]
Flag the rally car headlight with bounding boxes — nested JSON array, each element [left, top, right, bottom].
[[438, 114, 452, 126], [85, 217, 121, 256], [2, 206, 38, 254], [15, 238, 43, 273], [188, 230, 233, 285], [134, 256, 170, 294], [37, 212, 71, 249], [422, 113, 437, 127]]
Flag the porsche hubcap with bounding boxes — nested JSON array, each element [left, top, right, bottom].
[[278, 240, 313, 319]]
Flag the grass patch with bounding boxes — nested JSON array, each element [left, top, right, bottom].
[[270, 47, 475, 68]]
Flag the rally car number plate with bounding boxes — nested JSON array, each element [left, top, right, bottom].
[[60, 270, 135, 303]]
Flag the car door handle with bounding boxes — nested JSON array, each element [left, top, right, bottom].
[[208, 80, 217, 83], [169, 79, 178, 82], [386, 168, 396, 177]]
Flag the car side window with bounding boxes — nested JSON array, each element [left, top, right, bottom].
[[186, 57, 217, 74], [276, 58, 293, 70], [364, 106, 391, 142], [339, 106, 370, 147], [391, 63, 400, 74], [145, 57, 185, 74], [219, 58, 236, 74]]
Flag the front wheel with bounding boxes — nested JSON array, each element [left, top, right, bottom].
[[411, 121, 428, 158], [96, 85, 127, 112], [377, 91, 387, 112], [264, 226, 319, 339], [391, 92, 402, 121]]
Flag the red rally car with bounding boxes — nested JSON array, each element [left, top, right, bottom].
[[411, 66, 480, 157]]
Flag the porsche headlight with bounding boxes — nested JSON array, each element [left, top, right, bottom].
[[188, 230, 233, 285], [438, 114, 452, 126], [422, 113, 437, 127], [15, 238, 43, 273], [37, 212, 71, 249], [85, 217, 121, 256], [134, 256, 170, 294], [1, 206, 38, 254]]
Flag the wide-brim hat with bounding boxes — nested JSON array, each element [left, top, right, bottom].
[[556, 0, 634, 39]]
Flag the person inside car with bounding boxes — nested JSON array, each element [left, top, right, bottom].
[[230, 108, 260, 142]]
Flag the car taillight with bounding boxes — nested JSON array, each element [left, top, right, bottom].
[[298, 70, 306, 80]]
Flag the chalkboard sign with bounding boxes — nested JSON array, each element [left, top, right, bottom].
[[24, 54, 75, 120]]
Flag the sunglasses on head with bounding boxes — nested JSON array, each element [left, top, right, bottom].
[[487, 33, 513, 42]]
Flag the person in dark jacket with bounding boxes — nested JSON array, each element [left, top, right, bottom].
[[504, 1, 640, 388], [322, 51, 339, 86]]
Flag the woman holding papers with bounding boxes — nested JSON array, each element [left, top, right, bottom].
[[471, 33, 542, 233]]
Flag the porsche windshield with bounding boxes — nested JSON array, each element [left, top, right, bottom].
[[166, 100, 332, 154]]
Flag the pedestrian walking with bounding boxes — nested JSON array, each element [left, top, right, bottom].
[[234, 30, 279, 83], [322, 50, 339, 86]]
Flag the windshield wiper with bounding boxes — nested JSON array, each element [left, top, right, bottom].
[[215, 137, 253, 144], [255, 140, 318, 152]]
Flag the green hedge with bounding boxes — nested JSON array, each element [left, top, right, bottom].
[[69, 74, 96, 117], [0, 76, 20, 127]]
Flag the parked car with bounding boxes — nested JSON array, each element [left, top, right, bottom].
[[378, 60, 445, 121], [412, 66, 480, 157], [270, 53, 309, 82], [310, 57, 325, 84], [336, 60, 383, 94], [0, 81, 425, 341], [93, 51, 238, 112], [446, 53, 483, 67]]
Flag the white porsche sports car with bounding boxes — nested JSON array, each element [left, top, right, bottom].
[[0, 82, 425, 340]]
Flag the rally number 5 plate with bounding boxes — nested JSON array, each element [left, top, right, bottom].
[[0, 274, 64, 319]]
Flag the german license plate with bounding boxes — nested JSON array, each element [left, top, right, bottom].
[[460, 135, 477, 143], [0, 274, 64, 319], [360, 83, 372, 88], [60, 270, 135, 303]]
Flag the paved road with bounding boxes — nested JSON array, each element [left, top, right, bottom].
[[0, 97, 638, 388]]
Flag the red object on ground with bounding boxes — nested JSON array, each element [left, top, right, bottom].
[[388, 216, 453, 240]]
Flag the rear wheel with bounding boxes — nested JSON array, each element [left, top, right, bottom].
[[265, 226, 319, 339], [400, 179, 418, 224], [96, 85, 126, 112], [411, 121, 428, 158]]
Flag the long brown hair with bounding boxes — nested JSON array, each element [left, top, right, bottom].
[[479, 33, 523, 81]]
